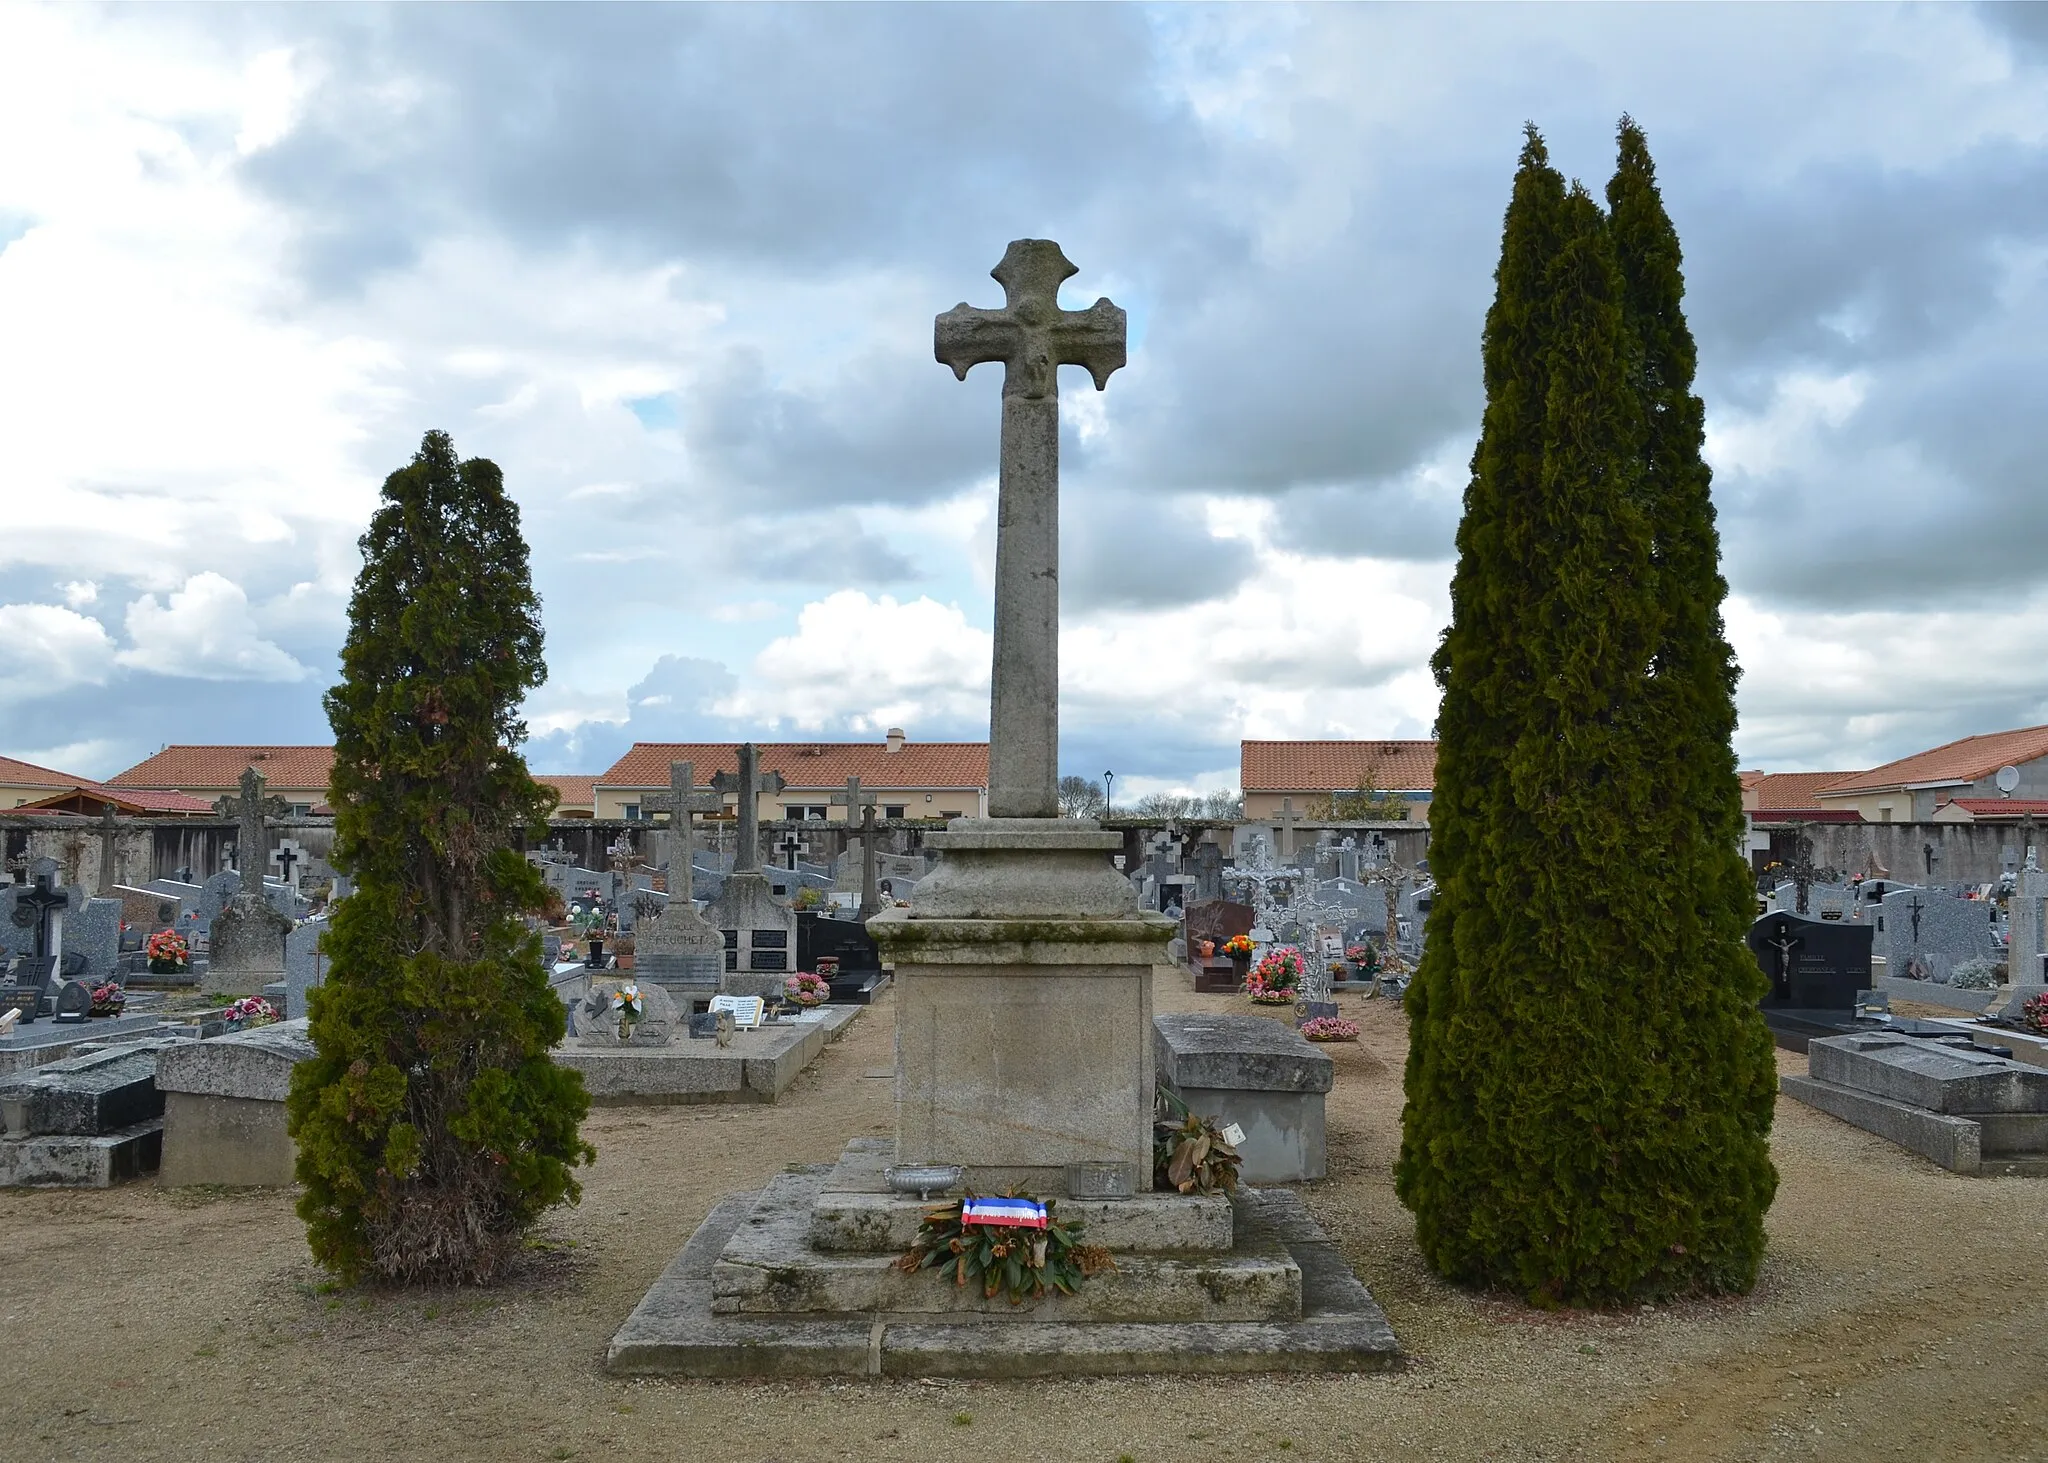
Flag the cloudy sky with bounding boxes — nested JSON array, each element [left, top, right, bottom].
[[3, 4, 2046, 798]]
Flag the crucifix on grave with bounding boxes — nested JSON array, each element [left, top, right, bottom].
[[640, 761, 722, 886], [936, 238, 1125, 818], [1779, 825, 1839, 917], [1906, 894, 1925, 946], [710, 744, 785, 876]]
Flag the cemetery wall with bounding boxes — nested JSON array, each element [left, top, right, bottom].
[[1795, 820, 2040, 886]]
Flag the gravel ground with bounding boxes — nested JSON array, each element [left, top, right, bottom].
[[3, 973, 2043, 1463]]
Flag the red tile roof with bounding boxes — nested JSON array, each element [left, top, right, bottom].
[[1749, 807, 1866, 824], [0, 754, 92, 787], [1241, 740, 1438, 793], [1752, 771, 1859, 809], [1819, 724, 2048, 796], [535, 775, 598, 809], [1946, 799, 2048, 818], [16, 783, 218, 816], [109, 745, 336, 791], [600, 741, 989, 790]]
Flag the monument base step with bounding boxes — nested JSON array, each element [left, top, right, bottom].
[[807, 1137, 1234, 1252], [608, 1175, 1399, 1377], [0, 1118, 163, 1188], [716, 1168, 1294, 1321]]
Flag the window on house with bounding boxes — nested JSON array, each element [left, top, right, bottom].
[[882, 804, 906, 820], [939, 809, 963, 820], [622, 804, 642, 821], [787, 805, 828, 820], [289, 804, 313, 817], [1878, 805, 1892, 822]]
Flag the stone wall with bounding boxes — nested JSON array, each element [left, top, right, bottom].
[[1780, 821, 2042, 887]]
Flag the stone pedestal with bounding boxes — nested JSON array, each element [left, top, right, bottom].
[[203, 892, 292, 996], [632, 900, 725, 998], [868, 819, 1173, 1190]]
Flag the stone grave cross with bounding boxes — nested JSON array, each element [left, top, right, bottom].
[[97, 803, 119, 895], [829, 775, 876, 825], [1780, 825, 1838, 917], [856, 803, 881, 919], [936, 239, 1126, 819], [641, 761, 722, 878], [710, 743, 785, 876], [214, 768, 287, 884], [1277, 797, 1301, 859]]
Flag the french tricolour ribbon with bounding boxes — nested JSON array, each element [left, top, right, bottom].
[[960, 1196, 1048, 1230]]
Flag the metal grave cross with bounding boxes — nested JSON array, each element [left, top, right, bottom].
[[776, 830, 806, 871], [271, 839, 303, 891], [640, 761, 723, 878], [1907, 894, 1925, 946], [710, 744, 786, 876], [936, 239, 1126, 819]]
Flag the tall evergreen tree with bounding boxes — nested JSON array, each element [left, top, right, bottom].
[[1398, 124, 1775, 1304], [288, 430, 592, 1285]]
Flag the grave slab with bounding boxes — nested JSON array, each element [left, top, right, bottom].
[[155, 1018, 315, 1187], [553, 1005, 859, 1104], [1154, 1013, 1332, 1184], [0, 1120, 162, 1187]]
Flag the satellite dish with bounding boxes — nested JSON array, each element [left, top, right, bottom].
[[1996, 765, 2021, 795]]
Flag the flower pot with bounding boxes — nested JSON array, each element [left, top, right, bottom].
[[1196, 939, 1216, 959], [1229, 953, 1250, 977]]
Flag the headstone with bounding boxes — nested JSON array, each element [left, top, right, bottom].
[[1153, 1013, 1331, 1183], [53, 979, 93, 1023], [284, 919, 329, 1020], [1879, 886, 1999, 984], [64, 897, 122, 984], [204, 772, 294, 996], [1192, 842, 1225, 902], [632, 893, 725, 998], [0, 957, 55, 1024], [1749, 910, 1872, 1012]]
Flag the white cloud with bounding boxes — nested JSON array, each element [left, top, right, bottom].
[[59, 580, 98, 608], [720, 591, 991, 733], [0, 603, 117, 697], [116, 572, 308, 682]]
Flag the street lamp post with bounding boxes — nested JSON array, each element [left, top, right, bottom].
[[1103, 771, 1115, 820]]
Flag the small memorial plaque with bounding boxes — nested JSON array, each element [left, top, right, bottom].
[[53, 979, 93, 1024], [709, 994, 764, 1029], [747, 949, 789, 972], [751, 928, 788, 949]]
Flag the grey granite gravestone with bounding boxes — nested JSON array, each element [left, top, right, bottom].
[[633, 896, 724, 998], [1153, 1013, 1331, 1183], [65, 897, 122, 984], [1880, 886, 1999, 984], [284, 919, 329, 1019], [576, 976, 679, 1048]]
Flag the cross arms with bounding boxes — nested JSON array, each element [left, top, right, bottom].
[[934, 239, 1127, 400]]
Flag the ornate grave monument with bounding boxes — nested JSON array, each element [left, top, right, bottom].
[[203, 768, 294, 995], [608, 240, 1396, 1377], [703, 745, 797, 1001]]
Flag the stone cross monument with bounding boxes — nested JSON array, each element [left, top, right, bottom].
[[867, 240, 1169, 1190], [640, 761, 721, 883], [857, 802, 882, 919], [204, 767, 293, 995], [97, 804, 119, 897], [711, 744, 785, 876], [936, 238, 1126, 818]]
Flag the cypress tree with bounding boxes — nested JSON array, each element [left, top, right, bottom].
[[1398, 123, 1775, 1304], [1607, 116, 1779, 1288], [287, 430, 592, 1285]]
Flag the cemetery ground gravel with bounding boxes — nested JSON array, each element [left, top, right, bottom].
[[3, 977, 2044, 1462]]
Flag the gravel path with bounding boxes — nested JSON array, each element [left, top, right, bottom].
[[3, 973, 2042, 1462]]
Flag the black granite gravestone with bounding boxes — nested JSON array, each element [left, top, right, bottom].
[[1, 955, 57, 1024], [53, 979, 93, 1024], [797, 912, 884, 1002], [1747, 910, 1875, 1050]]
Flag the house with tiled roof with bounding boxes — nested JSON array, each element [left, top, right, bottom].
[[595, 729, 989, 822], [534, 775, 598, 818], [1742, 770, 1863, 820], [0, 754, 94, 810], [108, 745, 337, 815], [15, 782, 217, 817], [1932, 797, 2048, 824], [1813, 724, 2048, 822], [1239, 740, 1438, 823]]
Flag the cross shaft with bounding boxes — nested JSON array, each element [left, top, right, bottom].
[[936, 239, 1126, 819]]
